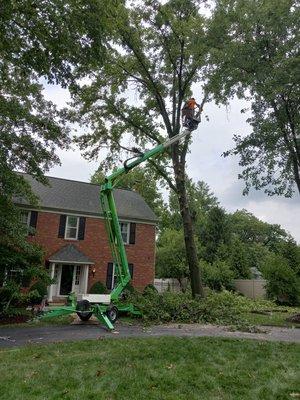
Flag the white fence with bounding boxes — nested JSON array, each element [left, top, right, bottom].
[[154, 278, 182, 293], [234, 279, 266, 299], [154, 278, 267, 299]]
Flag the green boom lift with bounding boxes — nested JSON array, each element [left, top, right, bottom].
[[41, 115, 201, 330]]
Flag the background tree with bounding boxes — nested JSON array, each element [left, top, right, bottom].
[[0, 1, 107, 313], [164, 179, 219, 231], [0, 0, 110, 241], [209, 0, 300, 196], [91, 166, 165, 220], [72, 0, 212, 297], [198, 206, 231, 263], [156, 229, 190, 291]]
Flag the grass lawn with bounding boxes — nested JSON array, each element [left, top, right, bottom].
[[245, 311, 300, 328], [0, 337, 299, 400]]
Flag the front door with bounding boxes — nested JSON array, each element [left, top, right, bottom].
[[59, 264, 74, 295]]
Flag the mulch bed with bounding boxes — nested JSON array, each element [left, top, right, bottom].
[[0, 314, 31, 325]]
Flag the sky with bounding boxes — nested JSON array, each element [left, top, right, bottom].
[[44, 84, 300, 243]]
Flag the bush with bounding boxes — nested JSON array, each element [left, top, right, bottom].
[[29, 280, 48, 304], [143, 284, 158, 296], [201, 260, 235, 291], [0, 282, 21, 314], [89, 281, 108, 294], [262, 255, 300, 306]]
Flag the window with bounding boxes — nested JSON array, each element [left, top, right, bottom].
[[119, 222, 130, 244], [75, 265, 81, 285], [59, 215, 85, 240], [19, 210, 38, 236], [3, 268, 23, 285], [65, 216, 79, 240], [20, 210, 30, 227], [106, 262, 133, 290]]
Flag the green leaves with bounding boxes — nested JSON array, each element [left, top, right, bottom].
[[209, 0, 300, 196]]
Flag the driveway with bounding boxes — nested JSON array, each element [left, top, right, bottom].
[[0, 321, 299, 348]]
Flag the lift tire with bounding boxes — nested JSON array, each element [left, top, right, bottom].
[[77, 311, 93, 321], [106, 305, 118, 323], [76, 300, 92, 321]]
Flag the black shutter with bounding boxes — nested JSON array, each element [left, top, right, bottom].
[[78, 217, 86, 240], [58, 215, 66, 238], [29, 211, 38, 236], [128, 263, 134, 279], [106, 262, 114, 290], [129, 223, 136, 244]]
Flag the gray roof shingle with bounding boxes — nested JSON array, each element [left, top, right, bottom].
[[15, 173, 157, 223], [48, 244, 94, 264]]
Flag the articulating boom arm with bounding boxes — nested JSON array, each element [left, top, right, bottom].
[[100, 128, 194, 301]]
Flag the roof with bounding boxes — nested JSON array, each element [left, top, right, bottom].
[[15, 173, 157, 223], [48, 244, 94, 264]]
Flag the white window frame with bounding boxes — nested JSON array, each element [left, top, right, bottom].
[[65, 215, 80, 240], [119, 221, 130, 245]]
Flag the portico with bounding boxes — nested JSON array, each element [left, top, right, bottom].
[[47, 244, 94, 302]]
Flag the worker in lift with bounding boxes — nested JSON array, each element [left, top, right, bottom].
[[182, 97, 202, 128]]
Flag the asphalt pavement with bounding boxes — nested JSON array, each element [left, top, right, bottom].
[[0, 321, 299, 348]]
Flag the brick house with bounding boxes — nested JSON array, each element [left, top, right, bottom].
[[15, 174, 157, 302]]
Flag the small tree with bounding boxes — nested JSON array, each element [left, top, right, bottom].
[[156, 229, 189, 292], [262, 254, 300, 306]]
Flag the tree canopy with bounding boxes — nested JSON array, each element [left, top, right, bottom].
[[209, 0, 300, 196], [70, 0, 213, 297], [91, 166, 165, 219]]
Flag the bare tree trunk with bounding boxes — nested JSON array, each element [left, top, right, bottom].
[[172, 150, 205, 298]]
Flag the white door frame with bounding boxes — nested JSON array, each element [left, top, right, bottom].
[[48, 263, 90, 301]]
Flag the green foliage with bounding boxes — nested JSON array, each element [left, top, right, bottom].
[[201, 260, 235, 291], [143, 284, 158, 296], [199, 206, 231, 263], [262, 254, 300, 306], [210, 0, 300, 196], [70, 0, 213, 297], [156, 229, 189, 287], [225, 237, 252, 278], [89, 281, 108, 294], [0, 242, 50, 315], [229, 209, 290, 249], [29, 280, 48, 303], [166, 179, 219, 231], [131, 290, 247, 325], [91, 166, 165, 220]]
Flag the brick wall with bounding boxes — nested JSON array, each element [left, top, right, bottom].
[[29, 211, 156, 291]]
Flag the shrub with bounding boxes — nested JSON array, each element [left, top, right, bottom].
[[262, 255, 300, 306], [29, 280, 48, 304], [143, 284, 158, 295], [0, 282, 21, 314], [201, 260, 235, 291], [124, 281, 136, 293], [89, 281, 108, 294]]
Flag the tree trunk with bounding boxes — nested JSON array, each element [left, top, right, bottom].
[[172, 152, 205, 298]]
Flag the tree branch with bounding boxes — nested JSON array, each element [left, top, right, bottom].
[[147, 158, 177, 192]]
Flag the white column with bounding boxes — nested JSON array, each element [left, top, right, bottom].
[[47, 263, 55, 302], [82, 265, 89, 294]]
